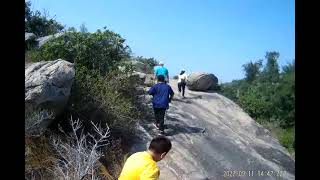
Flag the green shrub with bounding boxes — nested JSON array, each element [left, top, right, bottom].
[[238, 84, 273, 120], [134, 56, 159, 74], [28, 30, 131, 76], [277, 127, 295, 156], [27, 29, 139, 135], [69, 65, 140, 135]]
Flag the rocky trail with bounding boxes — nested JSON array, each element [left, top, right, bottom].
[[130, 79, 295, 180]]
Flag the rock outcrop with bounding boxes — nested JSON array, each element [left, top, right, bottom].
[[144, 74, 155, 87], [131, 79, 295, 180], [25, 32, 36, 41], [132, 60, 146, 73], [25, 59, 75, 127], [131, 71, 147, 85], [36, 32, 64, 48], [186, 72, 218, 91]]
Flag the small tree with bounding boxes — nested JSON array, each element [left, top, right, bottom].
[[242, 59, 263, 82], [262, 51, 280, 83], [67, 27, 77, 32], [79, 23, 88, 33], [135, 56, 159, 73], [25, 1, 32, 21]]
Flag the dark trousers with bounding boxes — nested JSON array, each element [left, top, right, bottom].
[[154, 108, 166, 131], [178, 82, 186, 97]]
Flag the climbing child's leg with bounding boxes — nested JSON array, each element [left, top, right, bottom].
[[154, 108, 161, 128], [182, 83, 186, 97], [158, 108, 166, 131]]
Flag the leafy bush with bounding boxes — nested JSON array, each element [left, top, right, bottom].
[[69, 65, 140, 135], [278, 128, 295, 150], [134, 56, 159, 74], [27, 29, 139, 134], [221, 52, 294, 153], [221, 53, 294, 128], [29, 30, 131, 76], [238, 85, 273, 120]]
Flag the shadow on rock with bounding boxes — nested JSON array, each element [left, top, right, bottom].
[[253, 146, 295, 175], [165, 123, 205, 136]]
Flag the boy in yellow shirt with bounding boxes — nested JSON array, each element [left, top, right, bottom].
[[118, 136, 172, 180]]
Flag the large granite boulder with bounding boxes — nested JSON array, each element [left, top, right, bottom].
[[186, 72, 218, 91], [25, 32, 37, 49], [25, 59, 75, 130]]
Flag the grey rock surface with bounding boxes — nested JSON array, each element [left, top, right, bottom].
[[36, 32, 64, 48], [25, 32, 36, 41], [144, 74, 155, 87], [132, 71, 147, 85], [25, 59, 75, 126], [131, 79, 295, 180], [132, 60, 146, 73]]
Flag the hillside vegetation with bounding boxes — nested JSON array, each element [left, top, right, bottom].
[[221, 52, 295, 155]]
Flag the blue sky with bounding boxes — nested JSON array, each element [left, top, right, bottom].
[[30, 0, 295, 83]]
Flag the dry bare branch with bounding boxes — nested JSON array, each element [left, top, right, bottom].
[[51, 117, 110, 179]]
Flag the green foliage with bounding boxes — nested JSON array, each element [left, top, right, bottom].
[[28, 19, 138, 133], [69, 65, 140, 134], [222, 52, 294, 128], [221, 52, 294, 153], [277, 127, 295, 156], [242, 59, 263, 82], [262, 51, 280, 83], [221, 80, 250, 101], [79, 23, 88, 33], [25, 2, 64, 37], [29, 30, 131, 75], [134, 56, 159, 74], [67, 27, 77, 32], [238, 84, 273, 120]]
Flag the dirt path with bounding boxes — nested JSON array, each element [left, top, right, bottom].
[[130, 79, 294, 180]]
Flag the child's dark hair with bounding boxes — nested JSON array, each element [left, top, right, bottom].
[[157, 75, 165, 82], [149, 136, 172, 154]]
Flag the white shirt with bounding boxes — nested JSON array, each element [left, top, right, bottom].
[[178, 73, 188, 83]]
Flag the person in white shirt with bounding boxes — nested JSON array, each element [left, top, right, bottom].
[[178, 69, 188, 98]]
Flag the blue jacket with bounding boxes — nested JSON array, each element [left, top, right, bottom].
[[148, 82, 174, 109]]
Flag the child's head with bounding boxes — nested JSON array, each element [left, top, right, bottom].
[[148, 136, 172, 161], [157, 75, 165, 82]]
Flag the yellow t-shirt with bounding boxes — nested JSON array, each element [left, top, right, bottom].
[[118, 151, 160, 180]]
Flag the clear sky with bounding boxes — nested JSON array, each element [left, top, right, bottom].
[[29, 0, 295, 83]]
